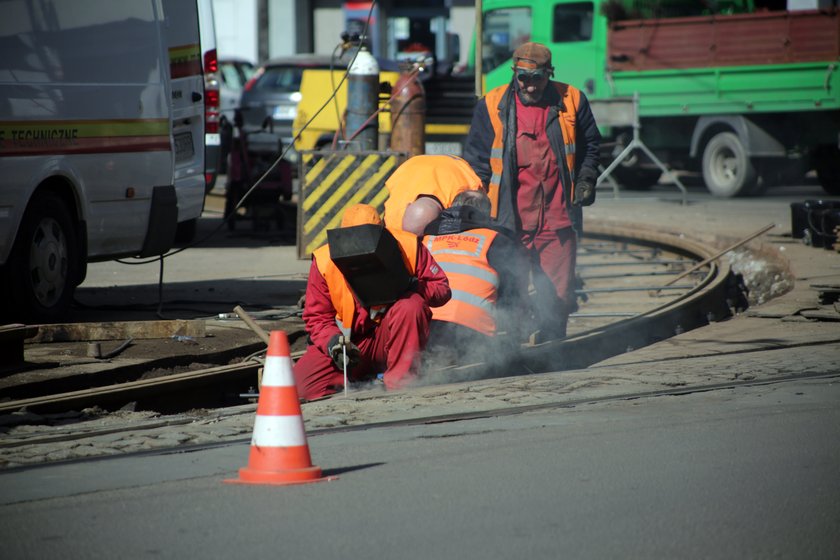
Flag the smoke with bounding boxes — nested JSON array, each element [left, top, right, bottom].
[[415, 304, 537, 387]]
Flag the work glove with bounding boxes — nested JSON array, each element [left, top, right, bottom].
[[572, 180, 596, 206], [326, 334, 361, 371], [406, 276, 419, 292]]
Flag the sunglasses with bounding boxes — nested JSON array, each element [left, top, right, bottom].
[[515, 69, 548, 83]]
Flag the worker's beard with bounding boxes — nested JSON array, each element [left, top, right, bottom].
[[515, 79, 547, 106]]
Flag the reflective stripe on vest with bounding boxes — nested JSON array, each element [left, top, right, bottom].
[[483, 82, 581, 217], [314, 227, 418, 332], [424, 228, 499, 336]]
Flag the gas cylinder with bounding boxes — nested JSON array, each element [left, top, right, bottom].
[[346, 46, 379, 151], [390, 69, 426, 157]]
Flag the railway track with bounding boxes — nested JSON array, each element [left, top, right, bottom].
[[0, 224, 736, 416]]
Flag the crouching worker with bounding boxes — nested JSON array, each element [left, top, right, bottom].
[[293, 204, 451, 400], [419, 190, 530, 368], [383, 154, 484, 231]]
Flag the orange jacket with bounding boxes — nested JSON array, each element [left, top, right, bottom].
[[483, 81, 581, 220], [423, 228, 499, 336], [383, 154, 483, 229], [312, 227, 418, 331]]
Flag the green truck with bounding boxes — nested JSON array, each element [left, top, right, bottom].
[[479, 0, 840, 196]]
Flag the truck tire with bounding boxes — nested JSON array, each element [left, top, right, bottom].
[[814, 146, 840, 195], [755, 158, 808, 195], [612, 166, 662, 190], [5, 191, 80, 323], [702, 132, 757, 197]]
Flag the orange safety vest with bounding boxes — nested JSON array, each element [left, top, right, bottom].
[[483, 82, 581, 219], [423, 228, 499, 336], [313, 227, 419, 331]]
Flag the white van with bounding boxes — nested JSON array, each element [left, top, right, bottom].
[[0, 0, 214, 323]]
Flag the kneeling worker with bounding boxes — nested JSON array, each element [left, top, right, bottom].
[[418, 190, 530, 364], [293, 204, 451, 400], [383, 154, 484, 231]]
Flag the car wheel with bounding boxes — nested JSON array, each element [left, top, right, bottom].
[[702, 131, 757, 197]]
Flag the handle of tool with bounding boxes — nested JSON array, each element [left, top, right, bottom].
[[660, 223, 776, 289], [342, 341, 348, 398], [233, 305, 270, 346]]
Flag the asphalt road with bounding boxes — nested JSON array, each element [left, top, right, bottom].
[[1, 376, 838, 559], [9, 179, 836, 559]]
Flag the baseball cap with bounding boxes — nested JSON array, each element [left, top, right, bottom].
[[512, 42, 553, 71], [341, 204, 382, 227]]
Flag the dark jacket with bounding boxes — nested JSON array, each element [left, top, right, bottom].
[[463, 80, 601, 234]]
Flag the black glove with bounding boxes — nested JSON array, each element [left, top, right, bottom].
[[572, 180, 595, 206], [326, 334, 360, 371], [407, 276, 419, 292]]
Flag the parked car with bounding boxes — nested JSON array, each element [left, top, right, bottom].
[[218, 58, 256, 173], [238, 54, 337, 162], [220, 58, 256, 125]]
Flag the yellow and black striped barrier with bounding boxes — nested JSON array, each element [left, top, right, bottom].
[[297, 150, 408, 258]]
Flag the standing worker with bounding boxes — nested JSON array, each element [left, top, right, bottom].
[[293, 204, 451, 400], [383, 154, 484, 231], [463, 42, 601, 341]]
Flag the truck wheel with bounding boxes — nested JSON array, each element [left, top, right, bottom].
[[702, 132, 757, 197], [612, 166, 662, 190], [755, 158, 808, 196], [814, 146, 840, 195], [6, 191, 80, 323]]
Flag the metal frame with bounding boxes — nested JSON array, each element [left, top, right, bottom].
[[593, 93, 687, 205]]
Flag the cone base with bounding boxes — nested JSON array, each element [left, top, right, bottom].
[[224, 465, 335, 486]]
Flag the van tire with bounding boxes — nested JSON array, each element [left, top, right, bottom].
[[6, 191, 80, 323], [175, 218, 198, 243]]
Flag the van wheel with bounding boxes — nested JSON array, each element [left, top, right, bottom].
[[175, 218, 198, 243], [6, 191, 80, 323], [702, 132, 757, 197]]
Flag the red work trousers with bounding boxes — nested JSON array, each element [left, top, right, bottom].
[[292, 292, 432, 401], [522, 227, 577, 337]]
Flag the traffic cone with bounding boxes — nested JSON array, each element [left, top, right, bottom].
[[225, 330, 334, 486]]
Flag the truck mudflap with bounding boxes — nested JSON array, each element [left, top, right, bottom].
[[139, 186, 178, 258]]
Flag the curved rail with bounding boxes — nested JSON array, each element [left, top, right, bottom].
[[0, 225, 735, 414]]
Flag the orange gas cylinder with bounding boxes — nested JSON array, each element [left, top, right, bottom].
[[390, 70, 426, 157]]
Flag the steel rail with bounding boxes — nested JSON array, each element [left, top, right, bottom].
[[0, 224, 733, 415]]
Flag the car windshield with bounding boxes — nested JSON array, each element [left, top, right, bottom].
[[221, 61, 255, 90], [253, 65, 328, 93]]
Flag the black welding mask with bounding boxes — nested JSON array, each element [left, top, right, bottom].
[[327, 224, 411, 307]]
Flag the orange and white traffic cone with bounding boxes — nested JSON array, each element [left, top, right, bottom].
[[225, 330, 334, 486]]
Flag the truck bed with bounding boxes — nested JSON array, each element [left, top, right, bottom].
[[608, 8, 839, 71]]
